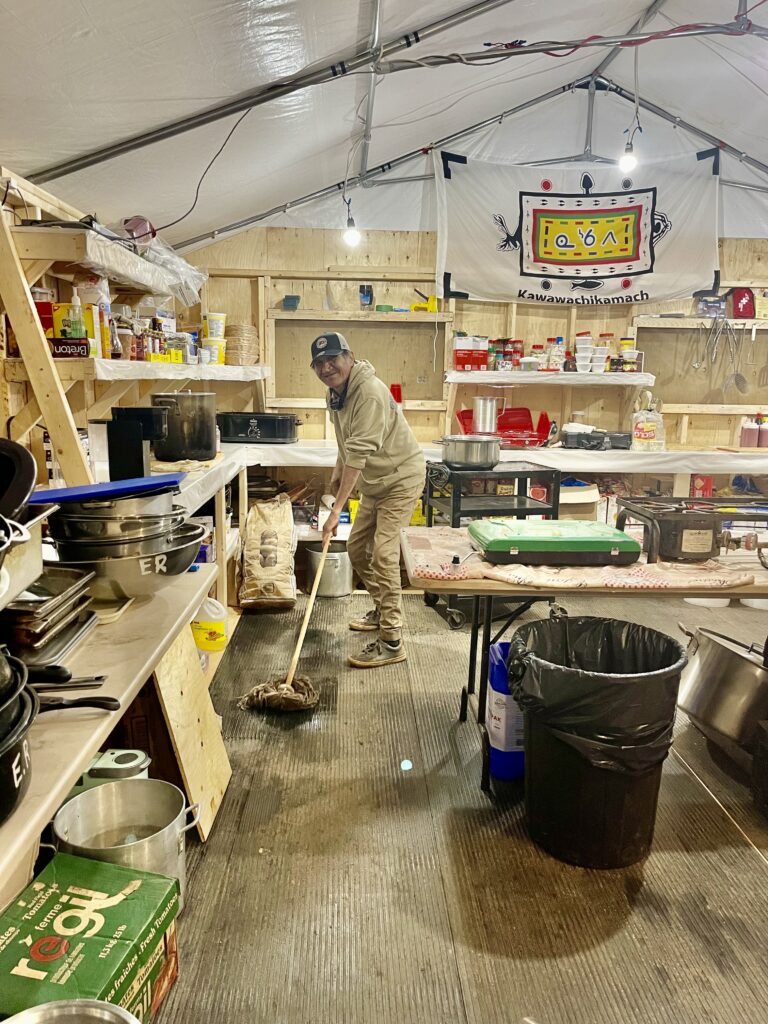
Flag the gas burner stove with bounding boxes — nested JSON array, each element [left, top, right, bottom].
[[617, 497, 768, 563]]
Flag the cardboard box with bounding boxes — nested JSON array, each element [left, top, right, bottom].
[[558, 481, 600, 521], [0, 853, 179, 1022]]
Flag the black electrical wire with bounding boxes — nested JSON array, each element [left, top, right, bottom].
[[155, 105, 256, 233]]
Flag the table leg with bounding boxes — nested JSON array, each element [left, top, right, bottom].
[[460, 596, 480, 723], [237, 467, 248, 535], [477, 596, 493, 725], [214, 487, 228, 605]]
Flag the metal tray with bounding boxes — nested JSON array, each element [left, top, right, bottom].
[[5, 566, 95, 618], [3, 593, 93, 645], [17, 610, 99, 666]]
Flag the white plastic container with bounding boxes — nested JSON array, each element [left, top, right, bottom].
[[740, 598, 768, 610], [202, 311, 227, 339], [684, 597, 731, 608]]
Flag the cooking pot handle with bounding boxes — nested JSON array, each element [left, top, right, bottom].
[[7, 519, 31, 546], [153, 397, 180, 414], [181, 802, 201, 833], [677, 622, 699, 653], [431, 439, 448, 445]]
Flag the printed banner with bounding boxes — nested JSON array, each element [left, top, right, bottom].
[[434, 151, 719, 305]]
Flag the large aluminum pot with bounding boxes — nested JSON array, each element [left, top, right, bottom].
[[52, 779, 199, 910], [678, 624, 768, 752], [152, 391, 216, 462], [436, 434, 500, 470], [6, 1000, 140, 1023]]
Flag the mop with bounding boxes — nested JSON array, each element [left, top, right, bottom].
[[238, 533, 331, 713]]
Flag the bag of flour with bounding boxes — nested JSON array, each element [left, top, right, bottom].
[[239, 494, 297, 610]]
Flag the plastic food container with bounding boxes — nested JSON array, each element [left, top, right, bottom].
[[202, 311, 227, 339], [520, 356, 541, 372], [575, 358, 592, 372]]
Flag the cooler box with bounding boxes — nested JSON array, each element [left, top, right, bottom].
[[468, 519, 642, 565]]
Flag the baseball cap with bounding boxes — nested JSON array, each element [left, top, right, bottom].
[[310, 331, 351, 366]]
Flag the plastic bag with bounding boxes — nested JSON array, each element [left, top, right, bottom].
[[508, 616, 687, 775]]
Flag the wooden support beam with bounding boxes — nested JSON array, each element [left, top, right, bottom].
[[87, 381, 136, 421], [9, 381, 76, 442], [22, 259, 54, 286], [214, 487, 228, 605], [504, 302, 517, 338], [207, 266, 435, 282], [0, 167, 86, 222], [0, 212, 92, 484]]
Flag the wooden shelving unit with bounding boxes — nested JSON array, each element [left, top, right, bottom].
[[446, 370, 656, 387], [634, 316, 768, 331], [263, 300, 454, 436]]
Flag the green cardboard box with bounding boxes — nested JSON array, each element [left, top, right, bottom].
[[0, 854, 180, 1021]]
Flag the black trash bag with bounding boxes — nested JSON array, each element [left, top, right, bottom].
[[508, 616, 687, 776]]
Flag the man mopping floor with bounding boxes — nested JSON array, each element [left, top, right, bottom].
[[311, 332, 426, 668]]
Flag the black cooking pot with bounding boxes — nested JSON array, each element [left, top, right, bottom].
[[0, 656, 28, 738], [0, 685, 37, 827], [0, 439, 37, 520]]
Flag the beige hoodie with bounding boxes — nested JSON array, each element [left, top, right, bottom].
[[328, 360, 425, 497]]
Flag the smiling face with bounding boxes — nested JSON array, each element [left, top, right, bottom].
[[313, 351, 355, 391]]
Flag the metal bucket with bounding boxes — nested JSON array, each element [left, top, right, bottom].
[[52, 779, 199, 910], [6, 1000, 141, 1022], [307, 541, 353, 597]]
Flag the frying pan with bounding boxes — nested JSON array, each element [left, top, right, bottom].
[[0, 657, 27, 738], [0, 685, 37, 827], [0, 439, 37, 520]]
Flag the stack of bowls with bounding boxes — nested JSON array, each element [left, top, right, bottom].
[[48, 489, 204, 602]]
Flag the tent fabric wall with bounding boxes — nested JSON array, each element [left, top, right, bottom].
[[0, 0, 765, 246]]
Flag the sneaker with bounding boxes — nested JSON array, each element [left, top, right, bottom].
[[349, 608, 380, 632], [349, 639, 406, 669]]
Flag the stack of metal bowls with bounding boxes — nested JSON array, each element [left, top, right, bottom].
[[48, 489, 205, 602]]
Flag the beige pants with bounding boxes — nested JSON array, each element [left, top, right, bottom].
[[347, 481, 424, 641]]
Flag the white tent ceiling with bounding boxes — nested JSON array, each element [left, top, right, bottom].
[[1, 0, 766, 248]]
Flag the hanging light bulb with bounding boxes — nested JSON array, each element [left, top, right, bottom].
[[343, 214, 361, 248], [618, 141, 637, 173]]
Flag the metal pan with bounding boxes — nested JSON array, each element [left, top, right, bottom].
[[17, 612, 99, 667], [49, 506, 186, 542], [6, 594, 93, 649], [5, 566, 95, 618], [52, 526, 188, 563]]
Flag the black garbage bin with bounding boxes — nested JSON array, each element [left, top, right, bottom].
[[508, 616, 687, 869]]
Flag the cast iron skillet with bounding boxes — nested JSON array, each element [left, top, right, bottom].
[[0, 685, 37, 827], [0, 656, 27, 739], [0, 439, 37, 520]]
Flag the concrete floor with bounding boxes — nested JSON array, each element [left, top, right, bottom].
[[162, 594, 768, 1024]]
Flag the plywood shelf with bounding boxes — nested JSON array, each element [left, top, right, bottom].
[[445, 370, 656, 387], [266, 397, 445, 411], [634, 316, 768, 330], [3, 358, 271, 384], [266, 309, 452, 323], [12, 226, 200, 295]]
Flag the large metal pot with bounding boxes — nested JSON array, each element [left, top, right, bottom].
[[152, 391, 216, 461], [307, 541, 353, 597], [678, 625, 768, 753], [436, 434, 500, 470], [52, 778, 199, 910], [6, 1000, 140, 1022]]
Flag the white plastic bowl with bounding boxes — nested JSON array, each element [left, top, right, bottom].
[[684, 597, 731, 608]]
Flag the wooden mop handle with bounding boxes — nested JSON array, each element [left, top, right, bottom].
[[285, 532, 332, 687]]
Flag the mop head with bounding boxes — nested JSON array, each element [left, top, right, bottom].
[[238, 674, 320, 713]]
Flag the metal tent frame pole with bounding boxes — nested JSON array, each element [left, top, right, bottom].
[[175, 80, 576, 249], [591, 0, 671, 77], [28, 0, 519, 184], [359, 0, 383, 180]]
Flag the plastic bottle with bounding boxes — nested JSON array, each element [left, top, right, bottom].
[[487, 340, 497, 371], [741, 417, 760, 447], [549, 337, 565, 370], [109, 318, 123, 359], [487, 642, 525, 780], [68, 289, 85, 339]]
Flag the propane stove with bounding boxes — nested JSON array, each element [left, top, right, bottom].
[[616, 497, 768, 563]]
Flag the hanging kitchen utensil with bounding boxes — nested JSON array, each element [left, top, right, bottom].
[[691, 322, 707, 371]]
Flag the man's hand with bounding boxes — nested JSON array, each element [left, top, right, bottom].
[[322, 508, 340, 542]]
